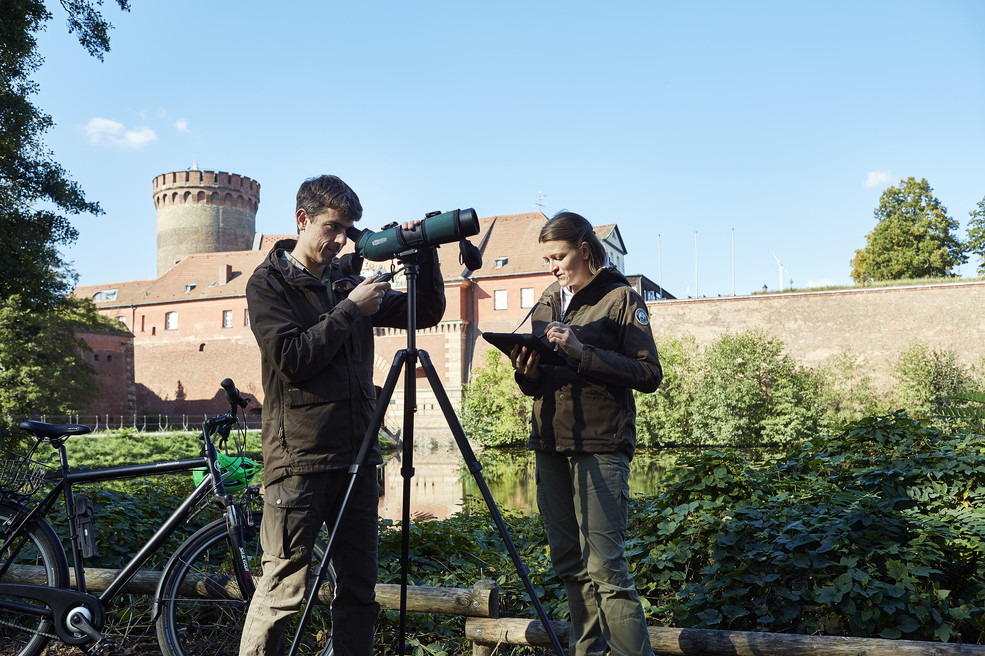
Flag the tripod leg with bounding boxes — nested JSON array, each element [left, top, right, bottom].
[[417, 350, 567, 656], [286, 349, 408, 656]]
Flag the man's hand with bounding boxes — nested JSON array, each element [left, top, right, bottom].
[[349, 275, 391, 316]]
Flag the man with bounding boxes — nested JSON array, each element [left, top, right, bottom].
[[239, 174, 446, 656]]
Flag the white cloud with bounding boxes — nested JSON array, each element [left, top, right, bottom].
[[864, 170, 892, 188], [174, 119, 189, 133], [84, 117, 157, 149]]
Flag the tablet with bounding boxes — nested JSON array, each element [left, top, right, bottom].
[[481, 332, 569, 367]]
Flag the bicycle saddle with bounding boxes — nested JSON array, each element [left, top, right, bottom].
[[18, 420, 92, 439]]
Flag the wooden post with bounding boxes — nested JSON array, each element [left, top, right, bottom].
[[465, 618, 985, 656], [470, 580, 500, 656], [2, 564, 495, 616]]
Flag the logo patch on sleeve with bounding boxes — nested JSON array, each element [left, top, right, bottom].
[[635, 307, 650, 325]]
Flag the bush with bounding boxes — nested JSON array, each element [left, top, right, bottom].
[[460, 348, 533, 447], [636, 333, 701, 447], [815, 349, 880, 433], [689, 330, 819, 447], [638, 412, 985, 642], [892, 340, 978, 423], [375, 412, 985, 648]]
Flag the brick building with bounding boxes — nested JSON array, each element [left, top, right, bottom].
[[72, 175, 655, 431]]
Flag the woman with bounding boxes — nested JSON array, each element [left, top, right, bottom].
[[511, 211, 662, 656]]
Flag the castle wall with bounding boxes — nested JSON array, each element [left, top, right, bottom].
[[78, 330, 135, 418], [128, 296, 261, 417], [646, 281, 985, 391]]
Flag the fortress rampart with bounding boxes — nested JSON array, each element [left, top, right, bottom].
[[646, 281, 985, 392]]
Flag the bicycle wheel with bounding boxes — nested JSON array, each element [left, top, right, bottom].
[[156, 510, 334, 656], [0, 500, 70, 656]]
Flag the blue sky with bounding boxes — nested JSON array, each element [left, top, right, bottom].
[[34, 1, 985, 298]]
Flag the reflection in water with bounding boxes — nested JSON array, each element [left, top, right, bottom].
[[377, 441, 679, 521]]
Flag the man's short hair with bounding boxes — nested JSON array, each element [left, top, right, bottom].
[[296, 175, 363, 223]]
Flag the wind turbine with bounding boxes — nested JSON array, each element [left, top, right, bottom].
[[771, 251, 793, 291]]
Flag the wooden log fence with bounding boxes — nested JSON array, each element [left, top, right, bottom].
[[466, 617, 985, 656], [5, 565, 984, 655]]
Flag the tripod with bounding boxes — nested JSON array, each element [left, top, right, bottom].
[[288, 251, 565, 656]]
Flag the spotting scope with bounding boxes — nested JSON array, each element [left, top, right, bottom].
[[346, 208, 480, 262]]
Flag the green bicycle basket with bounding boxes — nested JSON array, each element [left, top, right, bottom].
[[192, 452, 260, 492]]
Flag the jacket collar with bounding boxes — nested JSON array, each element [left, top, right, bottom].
[[545, 266, 629, 318], [265, 238, 338, 289]]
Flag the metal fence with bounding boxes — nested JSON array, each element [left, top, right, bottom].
[[4, 413, 263, 433]]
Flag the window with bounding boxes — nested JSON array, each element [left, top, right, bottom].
[[495, 257, 508, 268], [222, 310, 233, 328], [117, 316, 127, 325], [244, 309, 250, 327], [165, 312, 178, 330], [494, 289, 507, 310], [520, 288, 535, 308]]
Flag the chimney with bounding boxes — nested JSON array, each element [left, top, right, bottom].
[[219, 264, 232, 285]]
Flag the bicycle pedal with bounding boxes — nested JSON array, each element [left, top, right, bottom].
[[85, 637, 117, 656]]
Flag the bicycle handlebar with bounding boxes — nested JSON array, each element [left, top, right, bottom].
[[220, 378, 250, 410]]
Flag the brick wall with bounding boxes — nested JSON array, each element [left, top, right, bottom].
[[129, 296, 261, 416], [78, 330, 135, 417]]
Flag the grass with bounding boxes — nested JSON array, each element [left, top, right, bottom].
[[750, 274, 985, 296]]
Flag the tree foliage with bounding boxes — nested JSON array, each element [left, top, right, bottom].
[[645, 412, 985, 642], [635, 333, 700, 447], [851, 177, 967, 284], [460, 348, 533, 447], [689, 329, 818, 447], [890, 340, 978, 423], [815, 349, 880, 432], [2, 0, 128, 311], [0, 295, 120, 420], [464, 329, 823, 450], [0, 0, 129, 446], [965, 195, 985, 275]]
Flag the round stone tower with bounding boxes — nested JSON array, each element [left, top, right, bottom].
[[153, 168, 260, 276]]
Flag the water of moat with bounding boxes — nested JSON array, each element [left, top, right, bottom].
[[376, 436, 679, 522]]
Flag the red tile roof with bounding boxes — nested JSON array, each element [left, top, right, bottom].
[[72, 212, 619, 307]]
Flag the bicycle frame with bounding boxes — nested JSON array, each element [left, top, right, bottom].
[[0, 413, 255, 645]]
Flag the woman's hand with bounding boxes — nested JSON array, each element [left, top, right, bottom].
[[545, 321, 583, 360], [510, 345, 541, 379]]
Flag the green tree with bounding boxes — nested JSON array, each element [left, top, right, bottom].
[[0, 294, 125, 449], [965, 195, 985, 275], [890, 339, 976, 422], [851, 177, 966, 284], [815, 349, 880, 432], [690, 329, 818, 447], [1, 0, 129, 448], [1, 0, 129, 310], [460, 348, 533, 447], [635, 332, 700, 447]]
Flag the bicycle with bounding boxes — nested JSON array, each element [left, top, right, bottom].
[[0, 379, 333, 656]]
